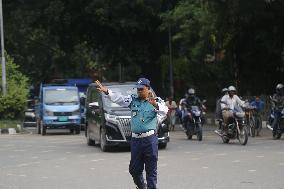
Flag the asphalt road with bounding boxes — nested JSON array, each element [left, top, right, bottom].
[[0, 126, 284, 189]]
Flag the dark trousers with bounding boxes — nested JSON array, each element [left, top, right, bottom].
[[129, 134, 158, 189]]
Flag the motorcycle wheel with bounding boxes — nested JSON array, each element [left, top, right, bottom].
[[273, 131, 282, 140], [197, 125, 202, 141], [238, 126, 248, 145], [187, 133, 192, 140], [251, 125, 256, 137], [222, 136, 229, 143]]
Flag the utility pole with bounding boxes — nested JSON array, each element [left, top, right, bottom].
[[168, 25, 174, 98], [0, 0, 6, 95]]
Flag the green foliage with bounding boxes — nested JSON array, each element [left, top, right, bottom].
[[0, 54, 29, 119], [3, 0, 284, 102]]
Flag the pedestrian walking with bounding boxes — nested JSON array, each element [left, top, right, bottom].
[[165, 97, 177, 131], [95, 78, 168, 189]]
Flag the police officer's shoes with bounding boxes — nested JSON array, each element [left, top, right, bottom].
[[136, 183, 147, 189]]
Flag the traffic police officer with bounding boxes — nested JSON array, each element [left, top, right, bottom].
[[95, 78, 168, 189]]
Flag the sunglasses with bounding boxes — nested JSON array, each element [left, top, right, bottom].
[[137, 88, 145, 91]]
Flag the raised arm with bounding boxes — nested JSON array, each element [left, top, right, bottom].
[[95, 80, 132, 108]]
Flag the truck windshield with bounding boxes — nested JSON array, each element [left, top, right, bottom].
[[44, 88, 79, 105], [103, 85, 155, 108]]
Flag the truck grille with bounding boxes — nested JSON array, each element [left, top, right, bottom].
[[54, 112, 72, 116], [118, 118, 131, 137]]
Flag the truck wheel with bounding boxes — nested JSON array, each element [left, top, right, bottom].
[[37, 120, 41, 134], [75, 126, 80, 134], [41, 122, 46, 136]]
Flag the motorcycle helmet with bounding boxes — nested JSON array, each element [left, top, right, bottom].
[[276, 83, 283, 90], [276, 83, 284, 95], [228, 86, 236, 92], [221, 88, 228, 93], [188, 88, 195, 98]]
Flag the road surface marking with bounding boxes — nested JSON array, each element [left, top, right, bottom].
[[91, 159, 104, 162], [248, 170, 256, 172]]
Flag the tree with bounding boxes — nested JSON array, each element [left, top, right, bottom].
[[0, 54, 29, 119]]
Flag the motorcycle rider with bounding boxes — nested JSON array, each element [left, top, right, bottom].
[[271, 83, 284, 136], [181, 88, 202, 130], [215, 88, 228, 133], [250, 96, 265, 136], [220, 86, 246, 135]]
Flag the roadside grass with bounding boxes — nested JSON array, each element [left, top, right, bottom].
[[0, 120, 22, 132]]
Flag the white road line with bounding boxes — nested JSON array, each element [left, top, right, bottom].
[[13, 149, 26, 152], [202, 166, 209, 169], [91, 159, 105, 162], [232, 160, 240, 163], [248, 170, 256, 172], [191, 158, 200, 160], [256, 156, 264, 158], [158, 164, 168, 167], [215, 153, 227, 156], [18, 164, 29, 167]]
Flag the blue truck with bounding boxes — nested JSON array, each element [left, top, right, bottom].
[[35, 84, 81, 135]]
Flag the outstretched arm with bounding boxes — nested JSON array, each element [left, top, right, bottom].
[[95, 80, 132, 107]]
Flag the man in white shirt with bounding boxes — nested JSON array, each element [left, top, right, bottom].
[[220, 86, 245, 134]]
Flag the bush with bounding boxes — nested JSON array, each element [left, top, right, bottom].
[[0, 54, 29, 119]]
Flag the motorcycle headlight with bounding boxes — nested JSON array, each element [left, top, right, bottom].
[[104, 113, 118, 124], [157, 114, 167, 125]]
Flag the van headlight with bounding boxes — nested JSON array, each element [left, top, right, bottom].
[[72, 110, 80, 116], [45, 110, 54, 116], [104, 113, 118, 124]]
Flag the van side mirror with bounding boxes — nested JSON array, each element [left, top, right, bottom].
[[80, 97, 86, 105]]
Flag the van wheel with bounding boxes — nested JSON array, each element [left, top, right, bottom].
[[41, 122, 46, 136], [86, 127, 95, 146], [75, 126, 80, 134], [100, 128, 109, 152], [37, 120, 41, 134]]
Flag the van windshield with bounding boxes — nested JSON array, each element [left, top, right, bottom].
[[102, 85, 155, 108], [44, 88, 79, 105]]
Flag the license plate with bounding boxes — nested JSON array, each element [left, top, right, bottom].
[[58, 116, 68, 122]]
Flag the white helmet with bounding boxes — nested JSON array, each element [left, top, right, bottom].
[[276, 83, 283, 90], [221, 88, 228, 93], [228, 86, 236, 92], [188, 88, 195, 95]]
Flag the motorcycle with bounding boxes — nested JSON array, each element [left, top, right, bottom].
[[182, 105, 203, 141], [244, 105, 257, 137], [266, 96, 284, 139], [215, 106, 248, 145]]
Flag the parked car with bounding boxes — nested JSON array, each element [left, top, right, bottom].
[[23, 99, 36, 127], [85, 82, 169, 151]]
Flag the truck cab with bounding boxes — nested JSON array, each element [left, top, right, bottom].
[[35, 84, 81, 135]]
